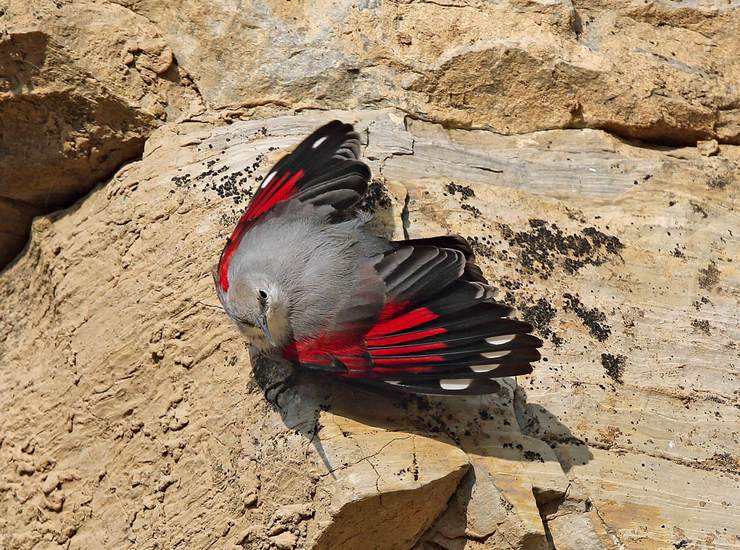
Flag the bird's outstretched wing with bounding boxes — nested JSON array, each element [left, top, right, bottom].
[[217, 121, 370, 291], [284, 236, 543, 395]]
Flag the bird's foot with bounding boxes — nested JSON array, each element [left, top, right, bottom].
[[264, 372, 297, 410]]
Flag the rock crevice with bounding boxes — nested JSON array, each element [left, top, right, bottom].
[[1, 0, 738, 547]]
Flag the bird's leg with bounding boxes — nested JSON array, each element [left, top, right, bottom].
[[264, 371, 297, 410], [251, 351, 297, 409]]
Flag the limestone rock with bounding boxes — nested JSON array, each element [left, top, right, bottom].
[[312, 413, 469, 550], [271, 531, 298, 550], [110, 0, 739, 146], [697, 139, 720, 157], [3, 0, 739, 273], [546, 510, 604, 550], [414, 380, 574, 549], [0, 110, 738, 549], [0, 1, 203, 267]]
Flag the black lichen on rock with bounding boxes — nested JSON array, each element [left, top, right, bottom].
[[564, 293, 611, 342], [601, 353, 625, 384], [523, 450, 544, 462], [690, 201, 708, 218], [706, 173, 729, 190], [357, 179, 392, 212], [467, 235, 499, 260], [445, 182, 475, 199], [461, 203, 482, 218], [520, 298, 557, 339], [445, 182, 481, 217], [691, 319, 711, 335], [499, 219, 624, 279], [698, 260, 720, 290], [692, 296, 711, 311]]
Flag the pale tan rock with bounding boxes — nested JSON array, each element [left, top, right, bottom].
[[3, 0, 739, 274], [0, 110, 737, 549], [546, 511, 605, 550], [41, 473, 60, 495], [312, 412, 469, 550], [271, 531, 298, 549], [697, 139, 720, 157], [383, 114, 739, 549], [109, 0, 739, 147], [569, 448, 739, 550], [432, 463, 509, 541], [527, 480, 603, 549], [0, 0, 203, 268], [415, 381, 572, 549]]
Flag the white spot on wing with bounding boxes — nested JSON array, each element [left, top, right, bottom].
[[482, 350, 510, 359], [386, 381, 402, 386], [485, 334, 515, 346], [261, 171, 276, 189], [470, 365, 495, 373], [312, 136, 328, 149], [440, 379, 472, 390]]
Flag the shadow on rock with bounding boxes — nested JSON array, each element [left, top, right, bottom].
[[251, 353, 594, 547], [246, 193, 594, 547], [250, 353, 593, 475]]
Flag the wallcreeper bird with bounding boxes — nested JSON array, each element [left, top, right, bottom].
[[214, 121, 542, 395]]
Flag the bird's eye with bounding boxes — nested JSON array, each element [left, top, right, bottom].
[[258, 289, 268, 301]]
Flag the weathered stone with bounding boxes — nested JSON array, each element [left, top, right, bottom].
[[3, 0, 739, 273], [312, 413, 469, 550], [546, 510, 604, 550], [271, 531, 298, 550], [415, 381, 573, 549], [109, 0, 740, 147], [698, 139, 720, 157], [0, 1, 203, 268], [0, 110, 737, 549], [591, 448, 737, 548]]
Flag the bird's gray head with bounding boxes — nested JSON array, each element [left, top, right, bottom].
[[214, 270, 291, 351]]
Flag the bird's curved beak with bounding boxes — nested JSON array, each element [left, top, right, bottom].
[[257, 315, 275, 347]]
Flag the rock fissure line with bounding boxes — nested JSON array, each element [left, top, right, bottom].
[[319, 435, 413, 477]]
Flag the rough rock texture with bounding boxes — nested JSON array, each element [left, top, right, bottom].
[[3, 0, 740, 270], [1, 110, 738, 549], [1, 1, 740, 548], [0, 0, 204, 266], [312, 412, 469, 550], [109, 0, 740, 145]]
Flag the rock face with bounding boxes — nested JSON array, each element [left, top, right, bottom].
[[110, 0, 740, 144], [312, 412, 469, 550], [1, 2, 739, 549], [1, 110, 738, 549], [0, 0, 203, 267], [3, 0, 740, 270]]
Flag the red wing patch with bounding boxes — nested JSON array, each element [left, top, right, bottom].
[[283, 302, 449, 375], [282, 332, 369, 372], [281, 238, 543, 395], [365, 305, 439, 338], [218, 120, 370, 291], [216, 120, 369, 293], [246, 169, 305, 222], [364, 327, 447, 347], [217, 169, 304, 291], [364, 303, 447, 368]]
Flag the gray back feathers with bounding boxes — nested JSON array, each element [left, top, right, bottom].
[[229, 202, 388, 340]]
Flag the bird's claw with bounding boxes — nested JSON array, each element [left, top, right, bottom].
[[264, 373, 296, 410]]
